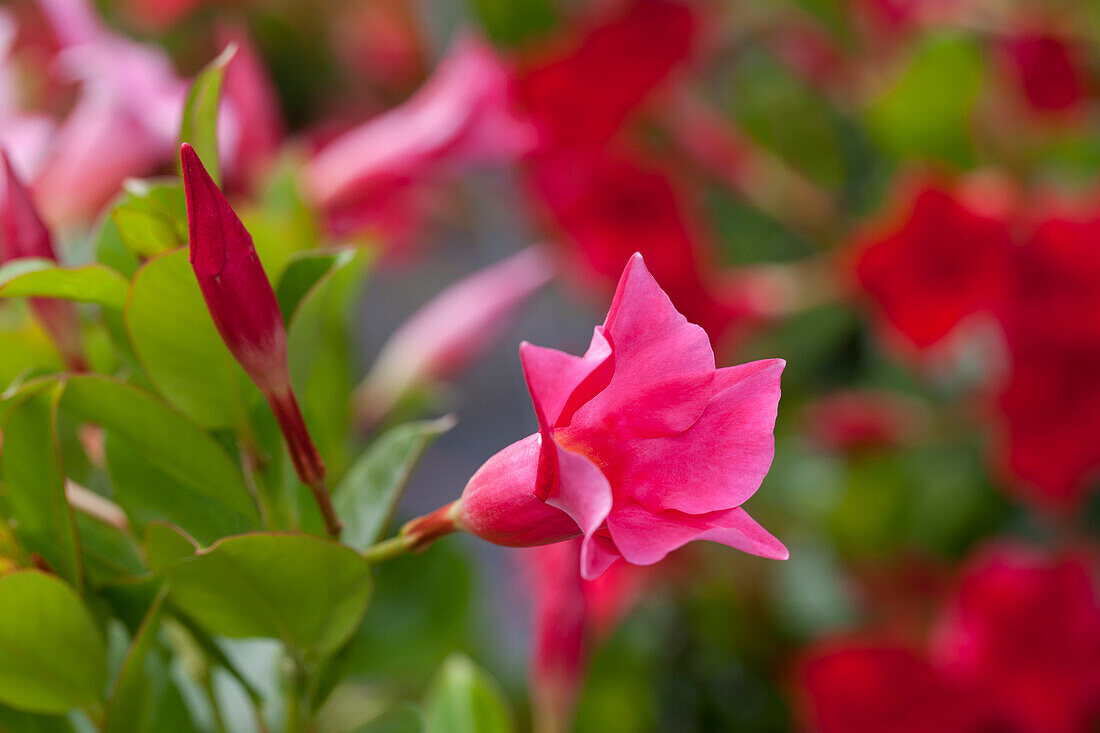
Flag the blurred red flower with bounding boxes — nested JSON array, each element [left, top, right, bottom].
[[1000, 33, 1087, 113], [799, 547, 1100, 733], [852, 180, 1015, 351]]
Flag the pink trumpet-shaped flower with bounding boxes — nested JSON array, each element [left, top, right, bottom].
[[181, 143, 340, 537], [0, 150, 85, 371], [407, 254, 787, 579], [305, 36, 535, 219], [218, 24, 283, 190], [355, 246, 555, 426]]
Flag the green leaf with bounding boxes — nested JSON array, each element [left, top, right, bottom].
[[0, 571, 107, 714], [143, 522, 199, 574], [125, 249, 248, 429], [110, 179, 189, 258], [335, 416, 455, 552], [165, 533, 372, 654], [0, 259, 129, 309], [353, 705, 425, 733], [103, 591, 167, 733], [867, 33, 984, 166], [0, 388, 81, 588], [468, 0, 557, 46], [76, 512, 146, 586], [179, 44, 237, 186], [422, 655, 512, 733], [275, 249, 358, 328], [0, 704, 77, 733], [58, 375, 258, 545]]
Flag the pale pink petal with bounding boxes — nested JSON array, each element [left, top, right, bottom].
[[624, 358, 784, 514], [580, 534, 622, 580], [607, 502, 788, 565], [571, 252, 715, 437]]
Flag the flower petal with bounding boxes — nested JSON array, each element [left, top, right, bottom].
[[607, 502, 787, 565], [544, 440, 614, 564], [625, 358, 784, 514], [571, 252, 715, 437]]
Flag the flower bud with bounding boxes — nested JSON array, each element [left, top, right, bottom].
[[0, 150, 87, 371], [181, 143, 340, 536]]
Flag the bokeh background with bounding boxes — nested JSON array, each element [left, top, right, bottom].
[[1, 0, 1098, 730]]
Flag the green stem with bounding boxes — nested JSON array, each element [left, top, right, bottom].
[[361, 534, 411, 563]]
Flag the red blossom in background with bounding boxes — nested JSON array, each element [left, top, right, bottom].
[[1000, 32, 1087, 114], [430, 254, 787, 578], [799, 548, 1100, 733], [0, 150, 85, 371], [852, 180, 1016, 352], [514, 0, 696, 150], [801, 390, 924, 455], [526, 147, 753, 344]]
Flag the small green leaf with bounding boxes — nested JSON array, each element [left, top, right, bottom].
[[0, 571, 107, 714], [275, 249, 358, 328], [77, 512, 146, 586], [335, 415, 455, 552], [110, 179, 189, 258], [422, 655, 512, 733], [179, 44, 237, 186], [0, 388, 81, 588], [0, 259, 129, 309], [165, 533, 372, 654], [103, 591, 167, 733], [125, 249, 248, 429], [59, 375, 258, 545]]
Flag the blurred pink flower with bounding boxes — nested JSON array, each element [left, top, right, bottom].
[[802, 390, 925, 455], [428, 253, 787, 579], [218, 24, 284, 190], [33, 0, 184, 223], [0, 150, 85, 370], [523, 539, 648, 732], [799, 547, 1100, 733], [355, 246, 556, 426], [305, 36, 535, 227], [182, 143, 338, 536], [0, 10, 54, 179]]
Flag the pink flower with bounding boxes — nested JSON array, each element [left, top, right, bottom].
[[181, 143, 340, 536], [0, 150, 85, 371], [523, 539, 648, 731], [33, 0, 185, 223], [218, 24, 283, 190], [355, 246, 555, 426], [305, 36, 535, 224], [410, 254, 787, 579], [1000, 32, 1086, 113]]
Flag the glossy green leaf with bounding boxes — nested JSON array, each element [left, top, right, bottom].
[[422, 655, 512, 733], [0, 388, 81, 587], [335, 415, 455, 552], [59, 375, 258, 545], [0, 571, 107, 714], [125, 249, 247, 428], [275, 248, 358, 328], [110, 179, 188, 258], [179, 44, 236, 186], [867, 33, 984, 166], [103, 591, 166, 733], [165, 533, 372, 654], [77, 512, 146, 586], [0, 259, 129, 309]]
